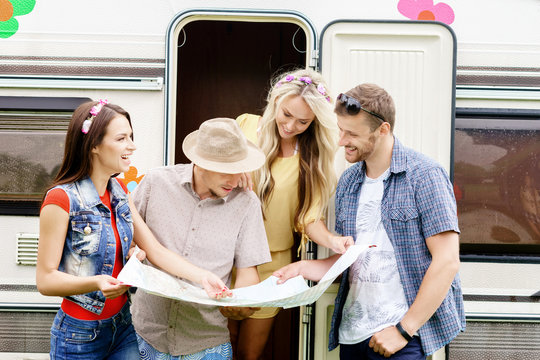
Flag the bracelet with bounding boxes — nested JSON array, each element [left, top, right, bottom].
[[396, 322, 413, 342]]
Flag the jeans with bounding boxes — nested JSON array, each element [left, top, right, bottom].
[[50, 302, 140, 360], [340, 336, 425, 360]]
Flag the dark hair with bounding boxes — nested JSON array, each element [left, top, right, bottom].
[[335, 83, 396, 132], [46, 101, 132, 192]]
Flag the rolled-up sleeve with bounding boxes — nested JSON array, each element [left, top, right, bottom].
[[416, 167, 460, 239]]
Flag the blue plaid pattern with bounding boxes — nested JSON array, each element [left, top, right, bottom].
[[329, 137, 466, 355]]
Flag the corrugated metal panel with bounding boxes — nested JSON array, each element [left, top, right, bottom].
[[449, 321, 540, 360], [16, 234, 39, 266], [0, 311, 53, 353]]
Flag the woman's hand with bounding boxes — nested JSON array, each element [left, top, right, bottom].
[[96, 275, 130, 299], [273, 261, 304, 284], [200, 271, 233, 299], [328, 235, 354, 254], [305, 221, 354, 254], [238, 172, 253, 191], [127, 244, 146, 261]]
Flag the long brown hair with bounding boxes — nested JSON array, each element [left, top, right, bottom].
[[46, 101, 132, 192]]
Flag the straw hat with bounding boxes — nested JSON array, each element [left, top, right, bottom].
[[182, 118, 265, 174]]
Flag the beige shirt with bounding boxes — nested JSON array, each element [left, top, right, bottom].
[[130, 164, 271, 355]]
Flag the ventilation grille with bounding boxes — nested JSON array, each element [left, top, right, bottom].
[[16, 233, 39, 266], [449, 320, 540, 360]]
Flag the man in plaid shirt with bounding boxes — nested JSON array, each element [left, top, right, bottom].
[[274, 84, 465, 359]]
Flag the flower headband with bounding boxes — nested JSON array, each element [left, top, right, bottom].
[[82, 99, 108, 134], [275, 75, 331, 102]]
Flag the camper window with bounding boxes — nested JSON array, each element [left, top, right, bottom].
[[454, 108, 540, 256], [0, 96, 90, 215]]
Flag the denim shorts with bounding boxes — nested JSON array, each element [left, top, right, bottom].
[[50, 302, 139, 360], [136, 333, 232, 360]]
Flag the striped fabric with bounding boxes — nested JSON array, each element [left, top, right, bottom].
[[329, 137, 466, 355]]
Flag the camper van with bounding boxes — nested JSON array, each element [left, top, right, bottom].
[[1, 0, 539, 359]]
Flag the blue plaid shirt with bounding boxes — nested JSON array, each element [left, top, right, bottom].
[[328, 137, 466, 355]]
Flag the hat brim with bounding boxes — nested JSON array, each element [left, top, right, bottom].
[[182, 130, 266, 174]]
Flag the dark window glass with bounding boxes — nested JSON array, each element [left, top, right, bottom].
[[0, 96, 90, 215], [454, 109, 540, 255], [0, 112, 69, 202]]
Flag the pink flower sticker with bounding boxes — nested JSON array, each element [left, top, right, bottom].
[[398, 0, 455, 25]]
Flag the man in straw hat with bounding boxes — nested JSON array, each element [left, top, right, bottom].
[[130, 118, 271, 359]]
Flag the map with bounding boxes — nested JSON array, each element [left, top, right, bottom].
[[118, 244, 370, 308]]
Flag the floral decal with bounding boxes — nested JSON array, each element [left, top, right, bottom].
[[119, 166, 145, 193], [0, 0, 36, 38], [398, 0, 455, 25]]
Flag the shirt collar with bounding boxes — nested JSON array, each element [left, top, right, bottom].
[[389, 136, 407, 175], [350, 136, 406, 182], [76, 176, 127, 209]]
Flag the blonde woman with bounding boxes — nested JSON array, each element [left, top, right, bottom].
[[229, 68, 353, 359]]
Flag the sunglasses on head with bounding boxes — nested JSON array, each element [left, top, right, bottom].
[[337, 93, 385, 122]]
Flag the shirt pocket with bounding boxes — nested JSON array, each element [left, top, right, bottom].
[[118, 207, 133, 223], [117, 205, 134, 234], [71, 214, 102, 255], [388, 207, 419, 221], [388, 207, 421, 240]]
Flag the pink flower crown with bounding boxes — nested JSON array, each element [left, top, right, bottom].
[[275, 75, 331, 102], [82, 99, 108, 134]]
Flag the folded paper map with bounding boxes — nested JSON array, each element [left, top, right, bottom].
[[118, 244, 370, 308]]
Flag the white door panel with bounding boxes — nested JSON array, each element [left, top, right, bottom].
[[320, 21, 456, 175]]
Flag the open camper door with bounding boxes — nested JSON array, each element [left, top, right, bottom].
[[311, 21, 457, 360]]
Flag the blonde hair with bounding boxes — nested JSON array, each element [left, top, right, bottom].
[[255, 68, 338, 236]]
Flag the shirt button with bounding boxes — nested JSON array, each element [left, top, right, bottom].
[[123, 237, 128, 242], [192, 228, 195, 231]]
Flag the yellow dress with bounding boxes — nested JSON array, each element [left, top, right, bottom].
[[236, 113, 321, 319]]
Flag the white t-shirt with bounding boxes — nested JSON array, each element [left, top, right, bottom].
[[339, 168, 409, 344]]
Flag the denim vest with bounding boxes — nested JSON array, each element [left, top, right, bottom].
[[53, 176, 133, 314]]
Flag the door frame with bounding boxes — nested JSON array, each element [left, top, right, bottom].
[[164, 8, 317, 166]]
